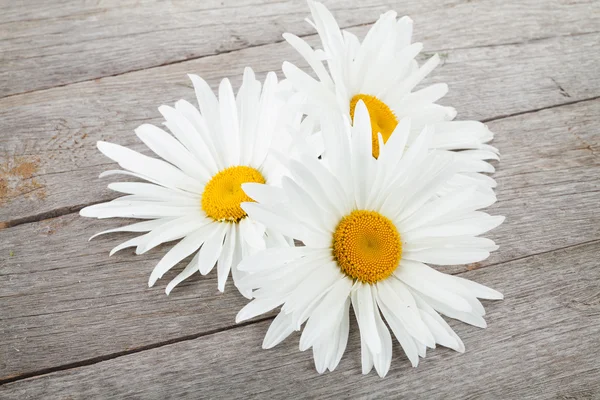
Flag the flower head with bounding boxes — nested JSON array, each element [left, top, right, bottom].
[[283, 0, 498, 189], [235, 101, 504, 376], [81, 68, 302, 296]]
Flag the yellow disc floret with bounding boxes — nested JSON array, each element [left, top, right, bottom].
[[332, 210, 402, 284], [350, 94, 399, 159], [201, 165, 266, 222]]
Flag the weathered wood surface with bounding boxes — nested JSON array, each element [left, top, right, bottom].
[[2, 241, 599, 399], [1, 0, 598, 98], [1, 0, 599, 397], [1, 32, 599, 225], [1, 98, 598, 382]]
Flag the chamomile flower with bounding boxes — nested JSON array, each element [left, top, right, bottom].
[[81, 68, 297, 297], [282, 0, 498, 190], [235, 102, 504, 376]]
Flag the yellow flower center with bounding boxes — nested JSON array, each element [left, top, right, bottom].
[[332, 210, 402, 284], [201, 165, 266, 222], [350, 94, 399, 159]]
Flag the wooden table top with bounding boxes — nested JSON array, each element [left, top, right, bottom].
[[1, 0, 599, 398]]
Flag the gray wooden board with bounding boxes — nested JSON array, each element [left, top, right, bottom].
[[1, 32, 599, 224], [2, 240, 598, 399], [1, 0, 600, 396], [2, 0, 599, 97], [1, 98, 598, 381]]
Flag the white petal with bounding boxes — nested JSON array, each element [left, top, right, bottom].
[[419, 293, 487, 328], [282, 62, 337, 107], [371, 290, 393, 377], [96, 141, 203, 193], [242, 202, 330, 248], [87, 218, 173, 241], [282, 261, 341, 316], [262, 311, 295, 349], [353, 283, 382, 354], [136, 215, 211, 254], [237, 246, 316, 273], [236, 296, 284, 323], [395, 263, 473, 313], [158, 105, 219, 175], [134, 123, 209, 181], [376, 279, 435, 347], [283, 32, 333, 88], [328, 298, 350, 371], [242, 183, 286, 205], [376, 293, 419, 367], [239, 218, 266, 250], [281, 176, 331, 234], [148, 227, 213, 287], [217, 224, 235, 292], [299, 276, 352, 351], [109, 235, 145, 256], [411, 290, 465, 352], [165, 252, 200, 295], [198, 223, 228, 275], [218, 78, 240, 166], [403, 247, 491, 265], [80, 201, 199, 220]]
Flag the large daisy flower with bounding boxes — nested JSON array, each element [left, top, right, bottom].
[[81, 68, 296, 296], [282, 0, 498, 190], [235, 102, 504, 376]]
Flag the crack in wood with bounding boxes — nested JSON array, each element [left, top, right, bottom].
[[0, 201, 105, 230], [2, 25, 598, 101], [0, 315, 275, 386], [2, 239, 598, 386], [0, 20, 373, 100], [1, 94, 597, 231], [481, 95, 600, 123]]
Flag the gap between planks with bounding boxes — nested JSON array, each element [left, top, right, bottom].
[[0, 20, 375, 101], [2, 237, 598, 386], [2, 27, 597, 103], [0, 316, 274, 386], [1, 94, 598, 231]]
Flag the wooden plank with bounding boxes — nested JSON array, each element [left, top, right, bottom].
[[1, 31, 599, 224], [2, 0, 599, 97], [1, 98, 598, 381], [2, 240, 598, 399]]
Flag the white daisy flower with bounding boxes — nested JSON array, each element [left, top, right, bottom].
[[81, 68, 297, 297], [235, 102, 504, 376], [282, 0, 498, 190]]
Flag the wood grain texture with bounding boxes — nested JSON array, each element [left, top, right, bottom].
[[2, 0, 600, 397], [1, 0, 599, 97], [1, 98, 598, 381], [1, 31, 599, 224], [2, 240, 598, 399]]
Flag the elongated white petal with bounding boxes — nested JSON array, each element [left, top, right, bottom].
[[300, 277, 352, 351], [165, 253, 200, 295], [395, 264, 473, 313], [217, 224, 235, 292], [97, 141, 203, 193], [242, 183, 287, 205], [134, 123, 208, 181], [376, 292, 419, 367], [263, 311, 295, 349], [218, 78, 240, 166], [87, 218, 173, 241], [198, 223, 228, 275], [242, 202, 330, 248], [236, 296, 285, 323], [136, 215, 210, 255], [377, 280, 435, 347], [328, 298, 350, 371], [148, 227, 214, 287]]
